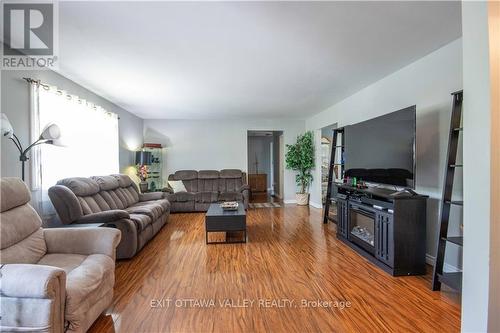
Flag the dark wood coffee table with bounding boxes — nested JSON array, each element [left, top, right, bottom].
[[205, 202, 246, 244]]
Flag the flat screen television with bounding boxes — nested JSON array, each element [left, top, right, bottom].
[[344, 105, 416, 188]]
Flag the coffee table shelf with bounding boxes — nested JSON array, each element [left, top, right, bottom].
[[205, 202, 247, 244]]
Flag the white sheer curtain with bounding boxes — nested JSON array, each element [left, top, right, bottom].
[[30, 82, 119, 221]]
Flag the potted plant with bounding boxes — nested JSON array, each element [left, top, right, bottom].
[[285, 131, 315, 205], [136, 164, 149, 193]]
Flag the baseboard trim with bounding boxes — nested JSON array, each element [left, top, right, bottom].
[[425, 253, 461, 272], [309, 201, 322, 209], [282, 200, 322, 208]]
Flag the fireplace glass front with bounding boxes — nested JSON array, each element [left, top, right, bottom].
[[349, 206, 375, 254]]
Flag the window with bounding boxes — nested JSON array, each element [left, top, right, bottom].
[[30, 82, 119, 220]]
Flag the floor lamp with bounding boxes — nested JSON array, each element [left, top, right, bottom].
[[1, 113, 63, 181]]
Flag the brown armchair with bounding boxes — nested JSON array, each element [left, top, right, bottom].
[[0, 177, 121, 333]]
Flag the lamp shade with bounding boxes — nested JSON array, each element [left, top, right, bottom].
[[1, 113, 14, 139], [49, 138, 66, 147], [135, 151, 152, 165], [40, 123, 61, 140]]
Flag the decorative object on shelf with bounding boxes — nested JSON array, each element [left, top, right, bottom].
[[141, 144, 164, 191], [135, 151, 152, 192], [135, 151, 152, 165], [351, 226, 374, 246], [143, 142, 162, 148], [285, 131, 315, 205], [220, 201, 239, 211], [1, 113, 63, 181], [206, 202, 246, 244], [136, 165, 149, 192]]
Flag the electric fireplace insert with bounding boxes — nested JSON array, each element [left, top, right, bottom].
[[348, 203, 376, 255]]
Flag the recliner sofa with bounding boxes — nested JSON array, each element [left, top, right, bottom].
[[48, 174, 170, 259], [165, 169, 250, 212], [0, 177, 121, 333]]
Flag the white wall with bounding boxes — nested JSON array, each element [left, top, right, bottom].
[[143, 119, 305, 201], [0, 70, 144, 184], [461, 2, 492, 331], [305, 38, 463, 269]]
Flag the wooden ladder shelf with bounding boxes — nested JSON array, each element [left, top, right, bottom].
[[431, 90, 464, 291], [323, 128, 345, 224]]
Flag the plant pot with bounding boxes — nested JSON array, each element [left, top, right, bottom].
[[139, 181, 148, 193], [296, 193, 309, 206]]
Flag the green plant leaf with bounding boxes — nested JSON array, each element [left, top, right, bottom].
[[285, 131, 315, 193]]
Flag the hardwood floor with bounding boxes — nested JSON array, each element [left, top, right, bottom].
[[89, 206, 461, 333], [250, 191, 281, 203]]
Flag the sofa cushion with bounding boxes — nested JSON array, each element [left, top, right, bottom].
[[194, 202, 211, 211], [78, 192, 120, 215], [170, 201, 195, 212], [134, 199, 170, 211], [111, 174, 133, 187], [108, 175, 140, 205], [91, 176, 120, 191], [218, 169, 244, 193], [0, 202, 47, 264], [116, 187, 139, 207], [195, 191, 218, 203], [57, 178, 100, 196], [167, 192, 196, 203], [219, 169, 242, 179], [198, 179, 219, 192], [1, 177, 31, 212], [218, 192, 243, 202], [1, 204, 42, 249], [0, 228, 47, 264], [39, 253, 115, 332], [198, 170, 219, 179], [128, 213, 153, 232], [126, 203, 164, 220], [171, 170, 198, 192], [173, 170, 198, 180], [77, 196, 103, 214], [37, 253, 86, 273], [105, 189, 129, 209], [98, 190, 121, 210], [197, 171, 219, 192], [0, 179, 47, 265], [219, 178, 243, 193]]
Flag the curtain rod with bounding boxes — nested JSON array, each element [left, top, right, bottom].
[[22, 77, 120, 120]]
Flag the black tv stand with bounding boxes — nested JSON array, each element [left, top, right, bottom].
[[390, 188, 419, 197], [333, 184, 428, 276]]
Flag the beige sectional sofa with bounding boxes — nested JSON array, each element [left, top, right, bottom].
[[48, 174, 170, 259], [165, 169, 250, 212], [0, 177, 121, 333]]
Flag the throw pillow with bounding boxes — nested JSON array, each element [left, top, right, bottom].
[[168, 180, 187, 193]]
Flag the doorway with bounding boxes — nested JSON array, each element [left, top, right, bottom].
[[247, 130, 283, 203]]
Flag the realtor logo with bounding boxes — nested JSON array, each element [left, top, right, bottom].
[[2, 2, 58, 69]]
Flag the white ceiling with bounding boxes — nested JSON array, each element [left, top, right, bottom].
[[57, 1, 461, 120]]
